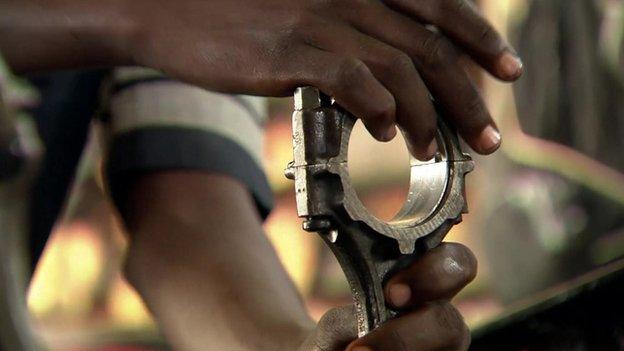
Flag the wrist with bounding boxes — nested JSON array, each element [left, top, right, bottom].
[[119, 172, 319, 351], [66, 0, 140, 67], [0, 0, 139, 72], [103, 0, 142, 67]]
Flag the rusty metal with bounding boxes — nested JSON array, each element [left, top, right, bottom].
[[285, 87, 474, 336]]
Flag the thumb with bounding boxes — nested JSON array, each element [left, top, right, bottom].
[[300, 305, 358, 351]]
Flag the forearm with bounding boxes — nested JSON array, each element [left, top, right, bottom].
[[0, 0, 135, 73], [120, 171, 314, 351]]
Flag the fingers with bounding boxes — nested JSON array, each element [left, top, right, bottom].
[[305, 22, 438, 160], [419, 44, 502, 154], [279, 2, 507, 154], [347, 302, 471, 351], [342, 3, 502, 154], [296, 47, 398, 142], [384, 243, 477, 309], [383, 0, 523, 81], [341, 244, 475, 351]]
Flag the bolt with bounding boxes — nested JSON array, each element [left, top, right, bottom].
[[326, 229, 339, 243], [294, 87, 322, 111], [302, 218, 332, 232], [284, 161, 295, 180]]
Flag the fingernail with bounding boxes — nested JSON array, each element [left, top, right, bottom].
[[478, 125, 502, 154], [350, 347, 373, 351], [380, 125, 397, 141], [425, 139, 438, 160], [412, 139, 438, 161], [499, 51, 523, 80], [387, 283, 411, 308]]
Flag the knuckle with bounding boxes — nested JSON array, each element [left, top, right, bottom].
[[439, 0, 502, 52], [372, 98, 396, 126], [394, 0, 439, 20], [266, 38, 299, 74], [477, 23, 498, 44], [385, 52, 415, 77], [427, 0, 474, 23], [281, 19, 300, 40], [436, 304, 470, 347], [272, 28, 301, 56], [333, 57, 369, 89], [442, 0, 471, 14], [331, 58, 396, 125], [418, 34, 457, 70], [284, 11, 320, 38], [295, 13, 320, 34], [372, 49, 415, 84], [463, 95, 487, 119]]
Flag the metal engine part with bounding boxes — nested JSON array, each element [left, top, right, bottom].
[[285, 87, 474, 336]]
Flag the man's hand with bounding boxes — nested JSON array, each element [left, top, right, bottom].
[[131, 0, 520, 160], [116, 170, 476, 351], [301, 243, 477, 351], [1, 0, 521, 160]]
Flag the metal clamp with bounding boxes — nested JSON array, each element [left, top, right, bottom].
[[285, 87, 474, 336]]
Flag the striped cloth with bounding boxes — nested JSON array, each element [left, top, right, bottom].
[[102, 67, 273, 217]]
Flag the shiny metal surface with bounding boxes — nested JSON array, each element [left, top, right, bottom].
[[285, 86, 474, 335]]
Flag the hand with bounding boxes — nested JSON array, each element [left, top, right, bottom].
[[128, 0, 521, 159], [2, 0, 520, 160], [299, 243, 477, 351]]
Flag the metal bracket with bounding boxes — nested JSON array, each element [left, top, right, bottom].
[[285, 87, 474, 336]]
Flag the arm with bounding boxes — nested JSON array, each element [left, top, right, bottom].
[[0, 0, 134, 72], [121, 171, 313, 351], [1, 0, 521, 159], [119, 170, 477, 351]]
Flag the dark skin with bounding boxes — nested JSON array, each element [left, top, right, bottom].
[[305, 244, 477, 351], [0, 0, 522, 160], [124, 172, 478, 351], [1, 0, 502, 348]]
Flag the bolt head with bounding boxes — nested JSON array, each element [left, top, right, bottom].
[[302, 218, 332, 232], [294, 87, 322, 111]]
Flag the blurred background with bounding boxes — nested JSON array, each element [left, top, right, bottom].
[[24, 0, 624, 349]]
